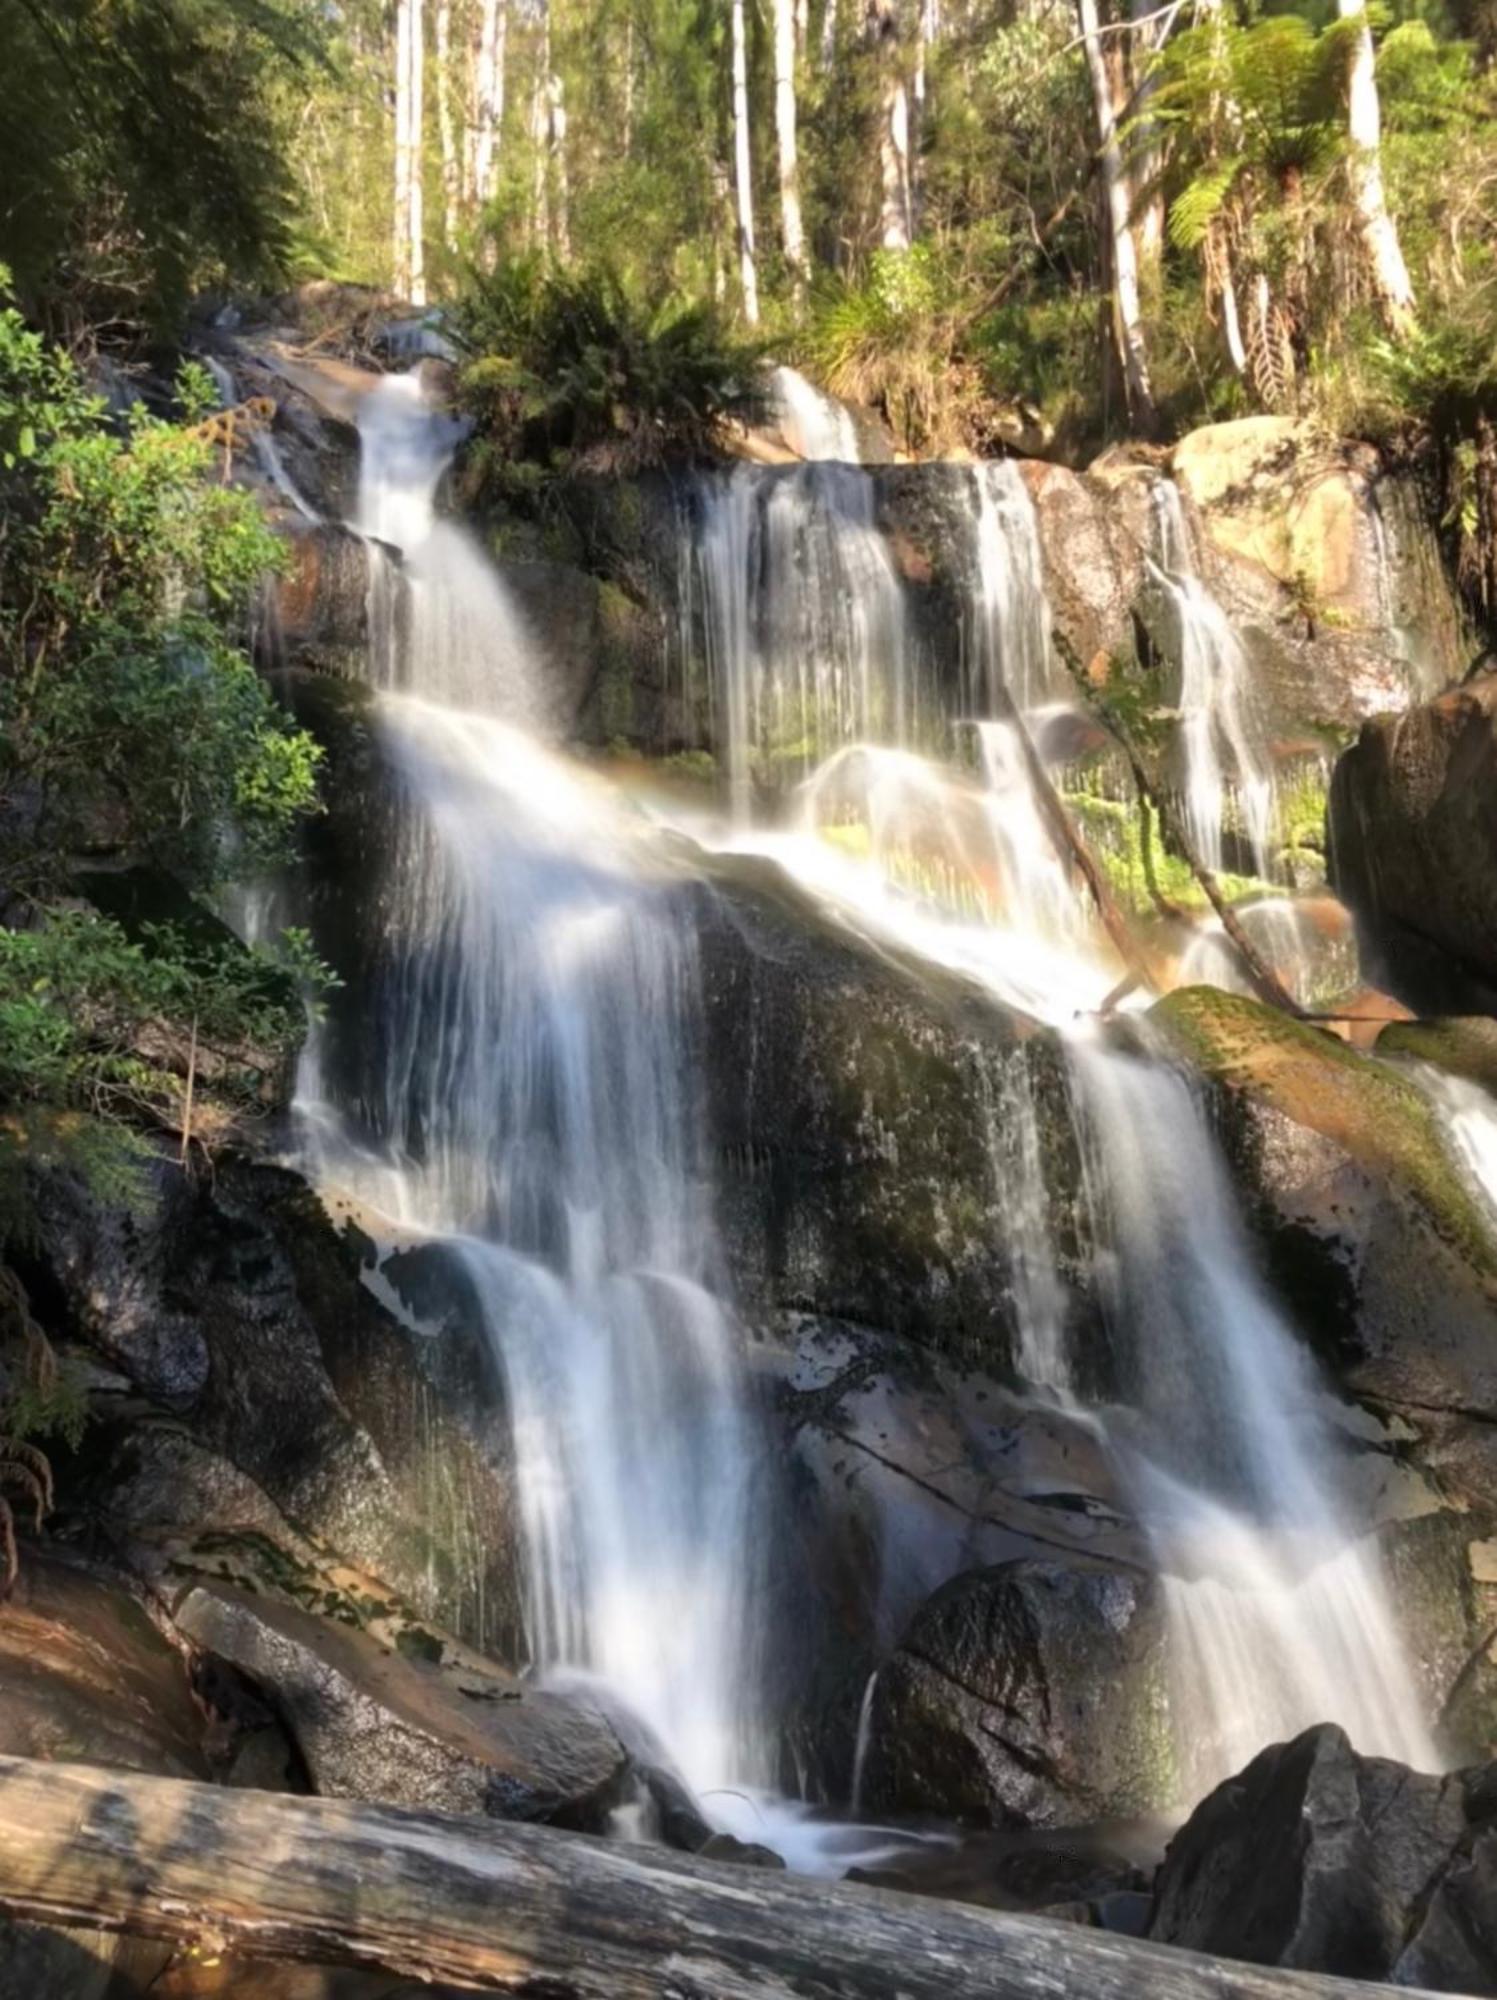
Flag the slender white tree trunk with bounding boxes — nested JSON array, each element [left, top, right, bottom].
[[1337, 0, 1417, 336], [436, 0, 460, 249], [820, 0, 839, 68], [393, 0, 412, 294], [731, 0, 761, 324], [548, 73, 571, 260], [773, 0, 809, 291], [794, 0, 809, 57], [868, 3, 913, 251], [1077, 0, 1156, 428], [529, 1, 550, 247], [1129, 0, 1165, 273], [470, 0, 508, 209], [408, 0, 427, 304]]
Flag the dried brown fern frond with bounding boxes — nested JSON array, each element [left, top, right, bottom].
[[0, 1439, 52, 1598], [0, 1266, 62, 1597]]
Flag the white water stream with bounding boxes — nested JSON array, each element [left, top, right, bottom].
[[303, 376, 768, 1804], [290, 371, 1452, 1871]]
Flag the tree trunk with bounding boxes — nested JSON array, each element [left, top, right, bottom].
[[408, 0, 427, 304], [1337, 0, 1417, 337], [435, 0, 460, 249], [470, 0, 508, 210], [869, 2, 913, 251], [529, 1, 550, 249], [820, 0, 839, 68], [731, 0, 761, 324], [0, 1755, 1417, 2000], [1077, 0, 1157, 431], [549, 72, 571, 261], [393, 0, 412, 295], [773, 0, 810, 293]]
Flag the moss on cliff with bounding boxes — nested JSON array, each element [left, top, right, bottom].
[[1153, 985, 1497, 1284]]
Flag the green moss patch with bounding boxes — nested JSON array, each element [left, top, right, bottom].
[[1153, 985, 1497, 1284]]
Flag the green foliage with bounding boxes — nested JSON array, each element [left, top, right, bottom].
[[0, 291, 327, 1287], [454, 255, 762, 472], [0, 293, 321, 900], [0, 0, 326, 340]]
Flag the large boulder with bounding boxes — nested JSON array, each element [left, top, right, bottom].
[[693, 854, 1094, 1375], [172, 1584, 629, 1828], [1152, 986, 1497, 1525], [757, 1313, 1140, 1795], [1330, 669, 1497, 1012], [858, 1556, 1173, 1829], [1149, 1723, 1495, 1992], [33, 1148, 524, 1660]]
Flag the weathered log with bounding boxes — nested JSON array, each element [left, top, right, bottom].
[[0, 1755, 1450, 1999]]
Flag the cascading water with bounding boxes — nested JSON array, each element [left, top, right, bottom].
[[970, 462, 1053, 711], [673, 442, 1437, 1802], [690, 463, 914, 815], [304, 373, 767, 1800], [769, 364, 862, 464], [1067, 1034, 1436, 1793], [1149, 480, 1275, 879]]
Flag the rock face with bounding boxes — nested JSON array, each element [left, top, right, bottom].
[[859, 1557, 1172, 1829], [1149, 1723, 1497, 1994], [1153, 987, 1497, 1534], [693, 854, 1092, 1375], [34, 1148, 523, 1659], [758, 1313, 1139, 1796], [1171, 418, 1463, 733], [1330, 669, 1497, 1012], [173, 1584, 629, 1827]]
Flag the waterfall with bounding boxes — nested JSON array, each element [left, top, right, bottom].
[[1415, 1066, 1497, 1215], [970, 463, 1052, 711], [690, 464, 914, 815], [1149, 481, 1275, 878], [305, 373, 767, 1798], [1067, 1034, 1436, 1792], [676, 453, 1436, 1803], [769, 365, 862, 464]]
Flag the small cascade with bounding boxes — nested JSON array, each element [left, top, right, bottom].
[[769, 365, 862, 464], [690, 464, 914, 815], [1068, 1034, 1436, 1792], [969, 462, 1053, 711], [850, 1669, 879, 1812], [981, 1053, 1071, 1398], [1149, 481, 1275, 878], [1417, 1067, 1497, 1215], [301, 373, 769, 1800]]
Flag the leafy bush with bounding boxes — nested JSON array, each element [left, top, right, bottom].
[[0, 283, 326, 1534], [453, 254, 763, 473]]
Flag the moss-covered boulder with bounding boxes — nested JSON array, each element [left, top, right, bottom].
[[1378, 1017, 1497, 1097], [1330, 670, 1497, 1012], [1152, 985, 1497, 1509]]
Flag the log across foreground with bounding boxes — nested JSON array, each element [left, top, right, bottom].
[[0, 1755, 1458, 1999]]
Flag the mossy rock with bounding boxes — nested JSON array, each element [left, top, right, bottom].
[[1152, 985, 1497, 1286], [1377, 1017, 1497, 1101]]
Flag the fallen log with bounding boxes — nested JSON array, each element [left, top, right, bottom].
[[0, 1755, 1452, 1999]]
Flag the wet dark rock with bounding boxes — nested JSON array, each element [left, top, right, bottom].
[[33, 1148, 523, 1658], [693, 852, 1092, 1376], [1148, 1723, 1495, 1991], [173, 1582, 630, 1828], [499, 556, 670, 745], [756, 1311, 1138, 1797], [699, 1832, 789, 1869], [1330, 669, 1497, 1013], [265, 521, 374, 679], [848, 1821, 1157, 1916], [859, 1556, 1172, 1830]]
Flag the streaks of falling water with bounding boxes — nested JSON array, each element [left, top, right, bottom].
[[677, 448, 1437, 1799], [1149, 481, 1275, 879], [301, 372, 768, 1799], [769, 364, 863, 464], [969, 462, 1054, 712], [690, 463, 914, 817], [1067, 1032, 1438, 1793]]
